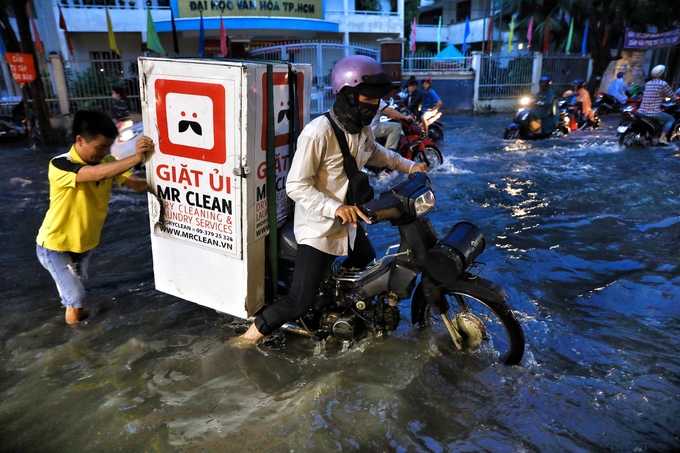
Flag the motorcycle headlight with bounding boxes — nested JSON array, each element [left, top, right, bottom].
[[413, 188, 435, 217], [520, 97, 531, 106]]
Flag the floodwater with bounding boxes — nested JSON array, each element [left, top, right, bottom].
[[1, 114, 679, 452]]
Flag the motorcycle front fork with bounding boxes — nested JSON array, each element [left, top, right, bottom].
[[440, 312, 464, 350]]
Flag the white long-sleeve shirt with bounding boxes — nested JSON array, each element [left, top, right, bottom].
[[286, 112, 415, 256]]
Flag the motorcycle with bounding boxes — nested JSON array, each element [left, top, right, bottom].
[[269, 172, 526, 365], [594, 92, 623, 115], [422, 110, 445, 143], [617, 101, 680, 148], [390, 93, 444, 143], [594, 86, 643, 115], [504, 96, 568, 139], [0, 118, 25, 139], [371, 114, 444, 173]]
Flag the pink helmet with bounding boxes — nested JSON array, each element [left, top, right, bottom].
[[331, 55, 395, 97]]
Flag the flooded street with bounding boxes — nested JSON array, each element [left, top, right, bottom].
[[1, 113, 679, 452]]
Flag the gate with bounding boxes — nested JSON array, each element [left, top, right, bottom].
[[478, 55, 533, 99], [251, 42, 379, 114], [542, 54, 591, 96], [478, 54, 590, 100]]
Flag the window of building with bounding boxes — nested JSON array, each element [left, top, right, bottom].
[[456, 0, 471, 22]]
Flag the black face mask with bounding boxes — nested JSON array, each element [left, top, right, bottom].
[[333, 92, 363, 134], [358, 100, 380, 127]]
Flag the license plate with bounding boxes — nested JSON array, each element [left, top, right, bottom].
[[617, 125, 629, 133]]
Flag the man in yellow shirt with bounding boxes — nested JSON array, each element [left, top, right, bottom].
[[36, 110, 155, 324]]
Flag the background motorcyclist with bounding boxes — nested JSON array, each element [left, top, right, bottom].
[[638, 65, 679, 145], [398, 78, 422, 119], [608, 71, 631, 106], [370, 99, 414, 152], [530, 75, 557, 134], [572, 79, 595, 124], [238, 56, 427, 343], [420, 77, 442, 136]]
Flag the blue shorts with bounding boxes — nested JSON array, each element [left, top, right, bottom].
[[36, 245, 92, 308]]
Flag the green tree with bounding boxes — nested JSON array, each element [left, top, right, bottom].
[[497, 0, 680, 92], [390, 0, 421, 46], [1, 0, 57, 145]]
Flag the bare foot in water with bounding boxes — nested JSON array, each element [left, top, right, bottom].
[[238, 323, 265, 342], [65, 307, 86, 324]]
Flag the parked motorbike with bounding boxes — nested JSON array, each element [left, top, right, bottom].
[[504, 97, 568, 139], [0, 118, 25, 139], [617, 101, 680, 148], [371, 114, 444, 173], [269, 172, 526, 365]]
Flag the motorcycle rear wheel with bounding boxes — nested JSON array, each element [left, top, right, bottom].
[[414, 145, 444, 169], [428, 124, 444, 142], [619, 128, 648, 148], [431, 291, 525, 365]]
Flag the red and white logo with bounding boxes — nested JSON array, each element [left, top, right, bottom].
[[260, 71, 305, 150], [155, 79, 226, 164]]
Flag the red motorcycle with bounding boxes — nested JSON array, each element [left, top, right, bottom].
[[370, 116, 444, 174]]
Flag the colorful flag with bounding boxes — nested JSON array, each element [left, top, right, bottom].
[[527, 16, 534, 50], [410, 17, 416, 52], [58, 4, 74, 56], [146, 8, 165, 54], [508, 15, 515, 52], [220, 15, 227, 57], [106, 8, 120, 56], [171, 8, 179, 54], [437, 16, 442, 53], [543, 19, 550, 53], [26, 1, 43, 54], [566, 18, 574, 54], [581, 20, 589, 54], [462, 16, 470, 55], [487, 15, 493, 54], [199, 11, 205, 57]]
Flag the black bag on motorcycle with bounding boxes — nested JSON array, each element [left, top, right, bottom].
[[325, 112, 375, 205], [426, 222, 485, 284]]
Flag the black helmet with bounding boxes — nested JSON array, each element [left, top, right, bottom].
[[572, 79, 585, 89]]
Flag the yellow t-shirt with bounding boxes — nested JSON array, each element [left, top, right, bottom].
[[36, 146, 132, 253]]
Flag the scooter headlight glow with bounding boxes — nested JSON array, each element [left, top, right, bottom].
[[413, 189, 436, 217], [520, 97, 531, 106]]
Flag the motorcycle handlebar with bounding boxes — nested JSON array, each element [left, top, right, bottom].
[[360, 197, 403, 223]]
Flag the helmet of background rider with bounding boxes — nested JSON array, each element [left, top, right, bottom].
[[651, 65, 666, 79], [572, 79, 585, 89], [539, 75, 552, 86], [421, 77, 433, 86], [331, 55, 396, 99]]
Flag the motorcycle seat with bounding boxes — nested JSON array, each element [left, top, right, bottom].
[[278, 219, 298, 262]]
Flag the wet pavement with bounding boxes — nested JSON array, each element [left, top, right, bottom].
[[1, 112, 679, 451]]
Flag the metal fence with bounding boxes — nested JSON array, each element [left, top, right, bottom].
[[1, 50, 592, 118], [478, 55, 534, 99], [403, 52, 472, 72], [0, 55, 140, 118], [251, 42, 378, 114], [542, 54, 591, 96], [477, 53, 590, 100]]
